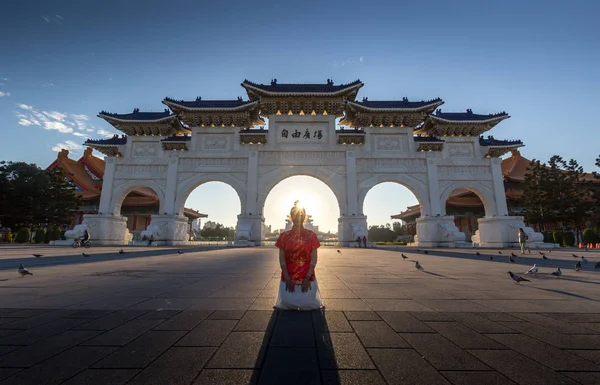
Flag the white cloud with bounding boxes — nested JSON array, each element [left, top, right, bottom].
[[42, 16, 50, 23], [42, 82, 55, 88], [86, 128, 94, 132], [18, 119, 33, 126], [0, 91, 9, 97], [56, 14, 63, 20], [44, 120, 72, 133], [18, 103, 33, 110], [0, 77, 7, 81], [359, 56, 364, 62], [43, 111, 67, 121], [72, 132, 86, 138], [71, 114, 88, 121], [96, 129, 115, 137], [52, 140, 83, 153]]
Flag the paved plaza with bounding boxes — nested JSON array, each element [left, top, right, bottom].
[[0, 245, 600, 384]]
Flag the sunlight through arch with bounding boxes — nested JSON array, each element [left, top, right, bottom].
[[363, 182, 419, 239]]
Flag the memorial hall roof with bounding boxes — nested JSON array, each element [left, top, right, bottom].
[[347, 97, 444, 111], [430, 109, 509, 123], [160, 134, 191, 142], [414, 135, 444, 143], [479, 136, 523, 147], [98, 109, 176, 122], [163, 97, 258, 110], [85, 135, 128, 146], [242, 79, 363, 99]]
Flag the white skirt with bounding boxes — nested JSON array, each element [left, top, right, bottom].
[[274, 279, 325, 311]]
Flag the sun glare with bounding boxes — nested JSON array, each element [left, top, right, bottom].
[[285, 194, 319, 216]]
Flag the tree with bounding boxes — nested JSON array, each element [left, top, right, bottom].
[[44, 168, 81, 227], [367, 225, 397, 242]]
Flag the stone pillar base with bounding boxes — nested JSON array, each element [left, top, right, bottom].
[[81, 214, 132, 246], [236, 214, 264, 246], [145, 215, 190, 246], [473, 216, 543, 248], [338, 215, 367, 247], [414, 216, 466, 248]]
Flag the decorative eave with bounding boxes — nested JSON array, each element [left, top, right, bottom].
[[98, 108, 188, 137], [239, 128, 268, 145], [161, 134, 191, 151], [340, 98, 444, 128], [415, 109, 510, 137], [336, 129, 365, 145], [84, 135, 127, 157], [479, 136, 524, 158], [414, 135, 445, 152], [163, 97, 264, 128], [242, 79, 363, 117]]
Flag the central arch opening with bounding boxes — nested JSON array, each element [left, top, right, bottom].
[[363, 182, 420, 244], [263, 176, 339, 243]]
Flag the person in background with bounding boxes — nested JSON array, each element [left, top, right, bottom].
[[274, 201, 324, 311], [362, 235, 367, 248], [356, 236, 362, 247], [82, 229, 90, 243], [517, 228, 527, 254]]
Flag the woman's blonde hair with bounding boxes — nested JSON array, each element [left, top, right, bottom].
[[290, 200, 307, 226]]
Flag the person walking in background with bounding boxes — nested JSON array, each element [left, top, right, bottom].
[[274, 201, 324, 311], [356, 236, 362, 247], [517, 228, 527, 254], [362, 235, 367, 248]]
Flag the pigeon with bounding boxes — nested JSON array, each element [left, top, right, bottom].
[[118, 249, 125, 254], [423, 250, 429, 255], [573, 254, 580, 259], [82, 253, 90, 257], [508, 271, 529, 284], [33, 254, 43, 258], [177, 250, 183, 255], [498, 251, 502, 255], [489, 256, 494, 261], [524, 264, 538, 276], [415, 261, 424, 271], [581, 256, 589, 264], [527, 248, 531, 254], [509, 256, 516, 263], [551, 267, 562, 277], [539, 251, 545, 256], [575, 261, 582, 271], [476, 251, 481, 256], [542, 255, 549, 260], [18, 264, 32, 277], [416, 249, 421, 252], [595, 261, 600, 269], [511, 252, 517, 257], [337, 249, 341, 253], [401, 254, 408, 260]]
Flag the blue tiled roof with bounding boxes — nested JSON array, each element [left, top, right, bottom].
[[98, 108, 174, 121], [414, 135, 444, 143], [164, 97, 254, 109], [242, 79, 363, 93], [479, 136, 523, 147], [161, 135, 191, 142], [84, 135, 127, 146], [352, 97, 442, 109], [432, 109, 508, 121], [337, 128, 365, 134], [239, 128, 267, 133]]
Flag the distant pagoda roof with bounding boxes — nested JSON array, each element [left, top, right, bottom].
[[340, 97, 443, 128], [479, 136, 524, 158], [163, 97, 264, 128], [414, 135, 444, 152], [160, 134, 191, 151], [415, 109, 510, 137], [84, 135, 127, 157], [241, 79, 363, 100], [98, 108, 188, 136]]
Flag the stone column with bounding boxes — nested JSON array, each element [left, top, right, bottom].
[[345, 150, 358, 215], [98, 157, 117, 214], [490, 158, 508, 216], [145, 214, 190, 246], [246, 150, 259, 215], [163, 155, 179, 214], [425, 158, 441, 216]]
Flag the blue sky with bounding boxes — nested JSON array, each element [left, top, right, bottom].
[[1, 0, 598, 232]]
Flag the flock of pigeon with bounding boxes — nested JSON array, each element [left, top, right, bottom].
[[18, 249, 186, 277]]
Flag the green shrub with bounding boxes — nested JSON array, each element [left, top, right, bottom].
[[552, 230, 564, 246], [34, 229, 46, 244], [15, 228, 31, 243], [583, 228, 597, 244], [60, 230, 66, 240], [563, 231, 575, 247], [1, 231, 11, 243], [53, 227, 62, 241], [44, 227, 53, 243], [542, 231, 553, 243]]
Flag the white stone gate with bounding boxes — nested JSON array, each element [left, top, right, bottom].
[[83, 79, 541, 247]]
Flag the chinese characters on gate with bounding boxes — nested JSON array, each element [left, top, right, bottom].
[[281, 128, 323, 140]]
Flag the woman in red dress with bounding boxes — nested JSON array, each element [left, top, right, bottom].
[[274, 201, 324, 310]]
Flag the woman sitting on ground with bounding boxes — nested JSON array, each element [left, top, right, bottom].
[[274, 201, 324, 311]]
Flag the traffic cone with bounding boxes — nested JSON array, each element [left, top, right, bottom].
[[579, 243, 583, 249]]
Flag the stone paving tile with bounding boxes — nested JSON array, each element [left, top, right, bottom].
[[343, 311, 381, 320], [92, 330, 185, 368], [68, 295, 149, 310], [249, 297, 276, 310], [207, 310, 246, 319], [321, 369, 386, 385], [270, 315, 314, 348], [368, 348, 451, 385], [312, 310, 352, 332], [425, 322, 506, 349], [74, 310, 147, 330], [0, 329, 21, 339], [317, 333, 375, 369], [0, 346, 19, 357], [566, 349, 600, 365], [127, 297, 200, 311], [61, 369, 140, 385], [207, 332, 267, 368], [322, 298, 371, 311], [543, 313, 600, 323], [410, 311, 453, 322], [127, 347, 215, 385], [364, 299, 434, 311], [562, 372, 600, 384], [0, 346, 116, 385], [0, 309, 76, 330], [0, 317, 88, 345], [377, 311, 435, 333], [487, 333, 600, 371], [191, 297, 254, 311], [500, 321, 600, 349], [0, 309, 48, 318], [445, 312, 517, 333], [350, 321, 409, 348], [0, 318, 21, 326], [469, 350, 579, 385], [418, 300, 496, 313], [400, 333, 489, 370], [578, 322, 600, 333], [234, 311, 276, 332], [139, 309, 181, 319], [65, 309, 115, 319], [176, 319, 238, 346], [259, 347, 320, 385], [0, 330, 101, 367], [0, 368, 22, 381], [511, 312, 598, 334], [81, 318, 164, 346], [193, 369, 258, 385], [319, 289, 359, 298], [440, 370, 516, 385], [209, 289, 263, 298], [478, 312, 523, 322], [153, 310, 212, 331]]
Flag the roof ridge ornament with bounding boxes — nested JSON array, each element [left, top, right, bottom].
[[196, 96, 201, 101], [270, 79, 277, 86], [133, 108, 139, 113], [327, 79, 334, 86]]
